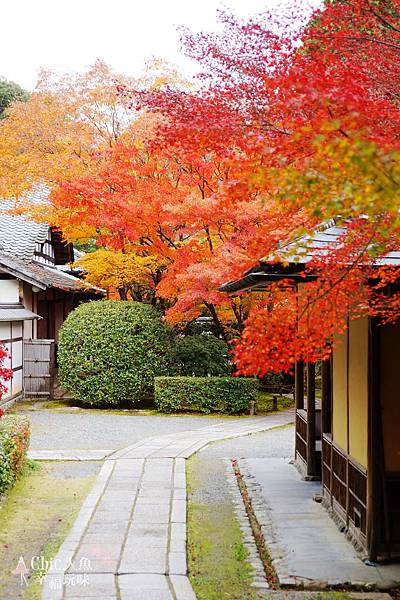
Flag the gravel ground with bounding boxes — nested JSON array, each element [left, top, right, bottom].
[[199, 424, 294, 460], [44, 460, 102, 478], [22, 409, 232, 451], [190, 454, 233, 505], [187, 423, 295, 598], [189, 425, 294, 506], [22, 404, 294, 455]]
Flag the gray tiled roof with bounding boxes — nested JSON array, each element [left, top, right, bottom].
[[0, 199, 49, 261], [31, 262, 103, 293], [273, 222, 400, 266], [0, 250, 103, 294], [0, 195, 104, 295], [0, 251, 46, 288]]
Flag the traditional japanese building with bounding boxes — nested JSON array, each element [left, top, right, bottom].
[[0, 202, 103, 406], [220, 222, 400, 562]]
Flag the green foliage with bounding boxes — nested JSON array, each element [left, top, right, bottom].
[[73, 239, 98, 253], [172, 334, 232, 376], [0, 78, 29, 119], [58, 300, 175, 407], [259, 371, 294, 393], [0, 415, 30, 495], [154, 376, 258, 414]]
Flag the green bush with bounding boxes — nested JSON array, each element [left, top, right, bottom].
[[58, 300, 175, 407], [154, 376, 258, 414], [0, 415, 30, 495], [172, 335, 232, 376]]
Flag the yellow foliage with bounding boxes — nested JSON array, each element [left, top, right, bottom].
[[76, 249, 167, 299], [0, 59, 187, 203]]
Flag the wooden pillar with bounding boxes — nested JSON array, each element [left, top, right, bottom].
[[306, 362, 317, 478], [295, 361, 304, 409], [367, 318, 381, 562], [321, 358, 332, 435]]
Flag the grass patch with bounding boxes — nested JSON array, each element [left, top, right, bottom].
[[256, 392, 294, 415], [0, 461, 96, 600], [187, 455, 257, 600]]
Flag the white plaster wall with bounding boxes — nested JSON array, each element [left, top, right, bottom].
[[0, 279, 20, 303]]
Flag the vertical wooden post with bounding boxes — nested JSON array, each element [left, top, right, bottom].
[[321, 357, 332, 496], [367, 318, 381, 562], [321, 358, 332, 435], [295, 361, 304, 409], [306, 362, 317, 478], [345, 323, 350, 528]]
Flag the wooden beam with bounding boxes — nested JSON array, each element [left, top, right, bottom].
[[306, 362, 317, 478], [295, 361, 304, 410]]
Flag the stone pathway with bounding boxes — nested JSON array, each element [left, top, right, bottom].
[[238, 457, 400, 589], [28, 450, 111, 461], [41, 411, 294, 600]]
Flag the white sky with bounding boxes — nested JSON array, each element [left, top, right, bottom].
[[2, 0, 320, 90]]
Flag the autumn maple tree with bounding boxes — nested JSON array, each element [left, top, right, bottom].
[[2, 0, 400, 383], [91, 2, 400, 360], [95, 0, 400, 368], [0, 59, 179, 206], [0, 346, 12, 400]]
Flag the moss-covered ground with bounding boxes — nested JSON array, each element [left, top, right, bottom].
[[0, 460, 96, 600], [187, 454, 257, 600]]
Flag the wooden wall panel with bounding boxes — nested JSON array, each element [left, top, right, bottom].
[[332, 331, 348, 453], [349, 318, 368, 469]]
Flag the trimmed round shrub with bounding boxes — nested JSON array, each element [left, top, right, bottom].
[[58, 301, 175, 406], [172, 334, 232, 376], [154, 376, 258, 414]]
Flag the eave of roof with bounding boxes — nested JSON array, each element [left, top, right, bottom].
[[0, 252, 104, 295], [220, 266, 316, 294], [0, 304, 41, 322], [0, 193, 104, 295], [38, 264, 105, 294], [0, 253, 46, 289], [219, 222, 400, 295]]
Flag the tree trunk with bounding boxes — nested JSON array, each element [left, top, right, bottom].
[[204, 301, 228, 340]]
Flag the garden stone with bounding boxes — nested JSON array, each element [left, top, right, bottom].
[[170, 574, 197, 600], [168, 551, 187, 575], [64, 572, 115, 597], [119, 546, 167, 574]]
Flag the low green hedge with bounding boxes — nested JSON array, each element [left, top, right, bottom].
[[0, 415, 30, 495], [154, 376, 258, 414]]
